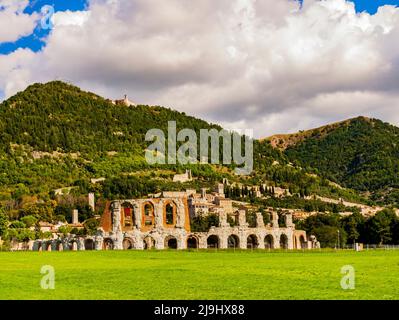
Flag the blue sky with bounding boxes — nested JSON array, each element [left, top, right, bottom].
[[0, 0, 87, 54], [0, 0, 398, 56]]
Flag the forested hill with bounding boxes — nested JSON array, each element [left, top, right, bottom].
[[0, 81, 287, 200], [0, 81, 395, 208], [0, 81, 221, 154], [282, 117, 399, 203]]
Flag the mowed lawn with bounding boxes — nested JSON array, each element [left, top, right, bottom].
[[0, 250, 398, 300]]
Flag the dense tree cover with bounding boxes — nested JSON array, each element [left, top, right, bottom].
[[0, 211, 8, 238], [0, 81, 221, 154], [296, 209, 399, 247], [0, 81, 376, 208], [227, 186, 359, 214], [190, 214, 220, 232], [285, 117, 399, 204]]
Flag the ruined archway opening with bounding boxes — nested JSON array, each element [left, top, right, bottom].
[[280, 234, 288, 249], [57, 242, 63, 252], [143, 203, 155, 227], [143, 237, 156, 250], [123, 238, 134, 250], [84, 239, 95, 250], [69, 241, 78, 251], [247, 235, 259, 249], [122, 202, 135, 229], [300, 235, 307, 249], [264, 235, 274, 249], [207, 235, 219, 249], [187, 236, 198, 249], [165, 203, 176, 226], [103, 239, 114, 250], [228, 235, 239, 249], [165, 236, 177, 249]]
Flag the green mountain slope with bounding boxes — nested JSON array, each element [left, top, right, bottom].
[[0, 81, 287, 200], [283, 117, 399, 203], [0, 81, 221, 154]]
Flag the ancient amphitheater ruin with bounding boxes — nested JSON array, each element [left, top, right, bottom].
[[27, 184, 319, 252]]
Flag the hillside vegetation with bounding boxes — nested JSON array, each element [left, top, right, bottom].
[[0, 81, 393, 219], [283, 117, 399, 205]]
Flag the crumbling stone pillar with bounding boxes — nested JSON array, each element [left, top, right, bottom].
[[114, 231, 123, 250], [287, 234, 294, 250], [198, 235, 207, 249], [135, 234, 144, 250], [155, 236, 164, 250], [257, 234, 265, 249], [177, 235, 186, 250], [78, 238, 85, 251], [219, 235, 228, 249], [111, 202, 122, 234], [239, 234, 247, 249], [133, 203, 141, 229], [256, 213, 264, 228], [154, 203, 163, 228], [271, 212, 279, 228], [285, 213, 294, 228], [238, 210, 248, 227], [95, 236, 103, 251], [219, 211, 229, 228], [176, 202, 186, 229]]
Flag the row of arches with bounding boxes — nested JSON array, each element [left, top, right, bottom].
[[33, 239, 97, 251], [35, 233, 305, 251], [207, 234, 288, 249], [121, 201, 177, 229], [101, 233, 297, 250]]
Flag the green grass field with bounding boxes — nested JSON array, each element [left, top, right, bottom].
[[0, 250, 398, 300]]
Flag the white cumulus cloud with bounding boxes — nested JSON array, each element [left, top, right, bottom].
[[1, 0, 399, 137], [0, 0, 38, 42]]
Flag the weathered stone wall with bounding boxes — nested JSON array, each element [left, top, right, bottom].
[[21, 199, 314, 252]]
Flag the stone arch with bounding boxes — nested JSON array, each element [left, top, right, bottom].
[[103, 238, 114, 250], [35, 241, 43, 251], [264, 234, 274, 249], [142, 202, 155, 228], [45, 241, 52, 252], [187, 236, 199, 249], [165, 236, 178, 249], [164, 201, 177, 227], [84, 239, 95, 250], [122, 237, 134, 250], [56, 241, 63, 251], [300, 235, 307, 249], [207, 235, 220, 249], [143, 236, 156, 250], [228, 235, 240, 249], [69, 240, 78, 251], [121, 202, 135, 229], [280, 234, 288, 249], [247, 234, 259, 249]]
